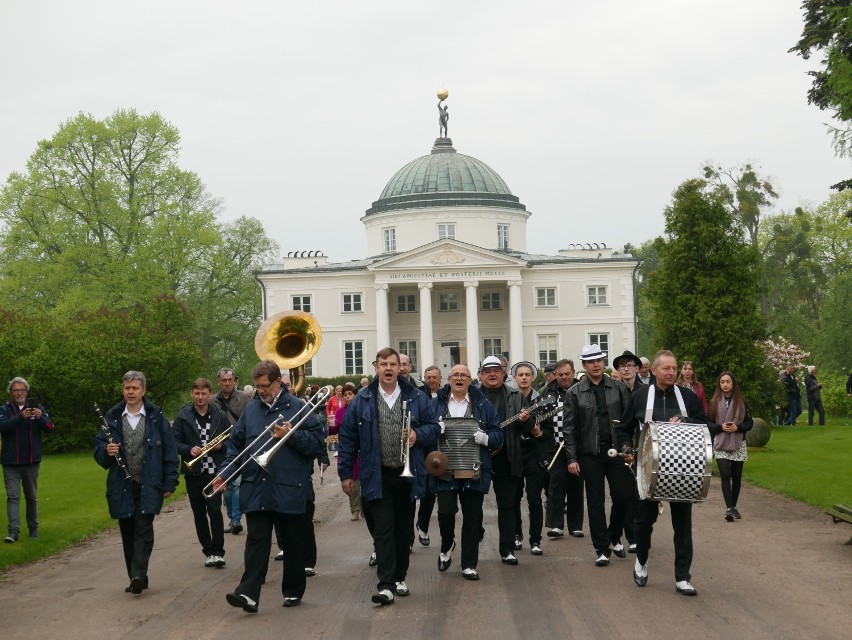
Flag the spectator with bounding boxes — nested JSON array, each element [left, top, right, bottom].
[[676, 361, 708, 414], [214, 367, 251, 535], [637, 357, 654, 385], [781, 364, 802, 426], [803, 366, 825, 426], [1, 377, 55, 543], [335, 383, 360, 520]]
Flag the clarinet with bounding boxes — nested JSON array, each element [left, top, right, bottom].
[[94, 402, 132, 480]]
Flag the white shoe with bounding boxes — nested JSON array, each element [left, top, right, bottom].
[[530, 544, 543, 556], [595, 553, 610, 567], [205, 555, 217, 567], [633, 559, 648, 586], [214, 555, 226, 567], [275, 550, 284, 561], [394, 581, 410, 596], [333, 452, 339, 458], [546, 528, 564, 538], [462, 568, 480, 580], [676, 580, 697, 596], [371, 589, 394, 605]]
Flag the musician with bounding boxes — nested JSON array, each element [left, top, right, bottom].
[[637, 357, 655, 385], [400, 353, 425, 389], [511, 361, 551, 556], [212, 360, 325, 612], [564, 345, 632, 567], [338, 347, 439, 606], [94, 371, 178, 594], [430, 364, 502, 580], [1, 377, 55, 543], [172, 378, 231, 568], [477, 355, 532, 565], [542, 359, 585, 539], [415, 366, 443, 545], [615, 350, 707, 596], [215, 367, 251, 534]]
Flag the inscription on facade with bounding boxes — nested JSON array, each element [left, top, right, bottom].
[[387, 270, 507, 280]]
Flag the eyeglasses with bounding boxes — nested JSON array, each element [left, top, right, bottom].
[[254, 381, 277, 391], [618, 364, 637, 370], [449, 373, 471, 380]]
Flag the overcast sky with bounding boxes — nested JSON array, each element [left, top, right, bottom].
[[1, 1, 846, 263]]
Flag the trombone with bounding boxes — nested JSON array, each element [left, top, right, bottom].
[[185, 426, 232, 470], [202, 385, 333, 498]]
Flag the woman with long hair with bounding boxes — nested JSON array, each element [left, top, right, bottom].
[[708, 371, 753, 522], [676, 361, 708, 414]]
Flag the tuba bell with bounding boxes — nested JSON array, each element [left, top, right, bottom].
[[255, 311, 322, 397]]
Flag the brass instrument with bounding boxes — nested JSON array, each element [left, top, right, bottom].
[[255, 311, 322, 397], [400, 401, 414, 478], [185, 426, 233, 469], [202, 386, 333, 498]]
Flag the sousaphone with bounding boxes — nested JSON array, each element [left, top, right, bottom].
[[254, 311, 322, 396]]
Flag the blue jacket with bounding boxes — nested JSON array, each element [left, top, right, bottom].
[[219, 390, 324, 515], [338, 376, 439, 501], [428, 384, 502, 494], [0, 401, 54, 465], [93, 398, 179, 519]]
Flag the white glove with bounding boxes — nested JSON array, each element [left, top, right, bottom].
[[473, 430, 490, 446], [439, 420, 445, 435]]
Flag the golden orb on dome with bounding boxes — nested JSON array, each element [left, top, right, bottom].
[[437, 87, 449, 101]]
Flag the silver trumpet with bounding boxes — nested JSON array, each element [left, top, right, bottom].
[[399, 400, 415, 478]]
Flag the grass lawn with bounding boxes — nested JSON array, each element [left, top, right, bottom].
[[742, 422, 852, 510], [0, 452, 185, 573]]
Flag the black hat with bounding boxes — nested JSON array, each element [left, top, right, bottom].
[[612, 350, 642, 370], [543, 362, 557, 373]]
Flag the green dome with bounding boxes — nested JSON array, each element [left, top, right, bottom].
[[365, 138, 526, 216]]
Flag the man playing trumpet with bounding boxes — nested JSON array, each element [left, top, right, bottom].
[[173, 378, 232, 569], [338, 347, 439, 606], [210, 360, 325, 612]]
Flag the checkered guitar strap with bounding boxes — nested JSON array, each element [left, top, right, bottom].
[[553, 396, 565, 444]]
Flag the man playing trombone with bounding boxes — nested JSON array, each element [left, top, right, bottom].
[[172, 378, 232, 569], [210, 360, 325, 612], [338, 347, 439, 606]]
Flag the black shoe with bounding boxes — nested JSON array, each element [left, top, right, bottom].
[[546, 528, 563, 538], [676, 580, 697, 596], [226, 592, 258, 613], [231, 522, 243, 535], [569, 530, 584, 538], [731, 508, 742, 520], [514, 535, 523, 550], [304, 567, 316, 577], [3, 533, 18, 543], [612, 541, 626, 558], [462, 568, 480, 581], [29, 529, 38, 539], [438, 541, 455, 572], [129, 576, 145, 595], [633, 561, 648, 587], [595, 553, 610, 567], [501, 553, 519, 565], [416, 526, 430, 546], [283, 597, 301, 607], [725, 509, 734, 522], [224, 522, 234, 534], [371, 589, 394, 605], [368, 552, 378, 567], [628, 543, 637, 554]]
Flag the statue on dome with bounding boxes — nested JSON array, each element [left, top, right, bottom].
[[438, 100, 449, 138]]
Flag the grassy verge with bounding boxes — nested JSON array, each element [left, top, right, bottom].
[[742, 422, 852, 510], [0, 452, 185, 572]]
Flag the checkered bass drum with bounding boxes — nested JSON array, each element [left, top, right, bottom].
[[636, 421, 713, 503]]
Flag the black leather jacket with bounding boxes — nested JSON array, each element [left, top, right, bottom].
[[563, 376, 630, 462]]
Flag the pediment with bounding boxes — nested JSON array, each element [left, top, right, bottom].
[[368, 239, 527, 272]]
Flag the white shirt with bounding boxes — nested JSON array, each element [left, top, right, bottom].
[[122, 405, 146, 430], [379, 383, 401, 409], [447, 394, 470, 418]]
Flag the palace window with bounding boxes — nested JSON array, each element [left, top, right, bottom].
[[588, 333, 610, 365], [535, 287, 557, 308], [383, 227, 396, 252], [483, 337, 503, 357], [397, 294, 416, 313], [342, 292, 363, 313], [437, 223, 456, 240], [438, 292, 459, 312], [497, 224, 509, 250], [291, 295, 311, 313], [398, 340, 418, 371], [343, 341, 364, 374], [587, 285, 609, 306], [538, 335, 558, 369], [481, 291, 502, 311]]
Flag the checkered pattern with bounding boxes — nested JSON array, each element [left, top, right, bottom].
[[553, 398, 564, 444], [197, 419, 216, 475], [651, 423, 710, 502]]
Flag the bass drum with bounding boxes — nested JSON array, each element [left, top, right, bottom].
[[636, 421, 713, 503]]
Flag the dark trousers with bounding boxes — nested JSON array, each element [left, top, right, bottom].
[[807, 397, 825, 425], [579, 451, 633, 555], [237, 511, 306, 605], [437, 488, 484, 569], [716, 458, 744, 510], [785, 394, 802, 424], [303, 499, 317, 567], [184, 474, 225, 557], [635, 500, 693, 582], [416, 491, 436, 533], [546, 450, 585, 532], [365, 467, 414, 591], [2, 463, 39, 535], [117, 482, 155, 582], [515, 445, 548, 545], [491, 453, 523, 557], [611, 465, 637, 545]]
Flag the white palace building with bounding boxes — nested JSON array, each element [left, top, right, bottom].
[[256, 132, 639, 379]]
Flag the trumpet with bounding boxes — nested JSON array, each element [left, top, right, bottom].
[[400, 401, 414, 478], [202, 385, 333, 498], [185, 426, 233, 469]]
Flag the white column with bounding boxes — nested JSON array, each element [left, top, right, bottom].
[[508, 280, 524, 362], [374, 282, 390, 350], [465, 280, 480, 370], [419, 282, 434, 370]]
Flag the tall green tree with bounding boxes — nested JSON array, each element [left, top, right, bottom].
[[624, 238, 665, 357], [790, 1, 852, 194], [647, 179, 768, 412]]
